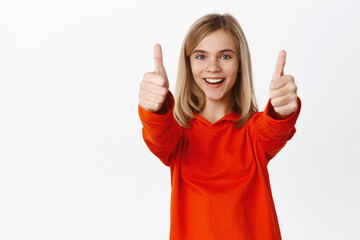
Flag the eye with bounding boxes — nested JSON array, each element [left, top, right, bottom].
[[196, 55, 205, 60], [221, 55, 231, 60]]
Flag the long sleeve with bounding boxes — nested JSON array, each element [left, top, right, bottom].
[[138, 91, 182, 166], [256, 97, 302, 162]]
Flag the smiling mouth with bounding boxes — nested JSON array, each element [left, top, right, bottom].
[[203, 78, 225, 84]]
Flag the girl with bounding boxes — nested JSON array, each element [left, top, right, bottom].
[[138, 13, 300, 240]]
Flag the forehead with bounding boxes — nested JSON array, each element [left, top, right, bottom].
[[194, 29, 237, 52]]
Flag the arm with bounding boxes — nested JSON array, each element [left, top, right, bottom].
[[257, 50, 301, 161], [138, 91, 181, 166], [138, 44, 181, 166], [257, 97, 301, 161]]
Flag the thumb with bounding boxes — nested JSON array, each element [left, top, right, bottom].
[[272, 50, 286, 80], [154, 43, 166, 76]]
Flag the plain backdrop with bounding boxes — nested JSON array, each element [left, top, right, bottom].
[[1, 0, 359, 239]]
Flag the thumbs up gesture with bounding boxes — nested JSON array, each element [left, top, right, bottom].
[[269, 50, 298, 117], [139, 44, 170, 112]]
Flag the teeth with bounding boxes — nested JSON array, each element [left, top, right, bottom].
[[205, 78, 224, 83]]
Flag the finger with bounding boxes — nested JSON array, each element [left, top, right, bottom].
[[270, 77, 296, 96], [271, 74, 294, 90], [154, 43, 165, 75], [143, 72, 168, 87], [271, 93, 294, 108], [140, 98, 163, 112], [273, 101, 298, 116], [147, 84, 168, 97], [272, 50, 286, 80], [141, 80, 168, 97], [270, 86, 288, 99], [144, 91, 167, 104]]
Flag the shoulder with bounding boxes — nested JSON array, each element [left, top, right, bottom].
[[245, 111, 263, 126]]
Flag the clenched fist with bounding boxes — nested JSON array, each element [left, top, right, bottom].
[[269, 50, 298, 117], [139, 44, 169, 112]]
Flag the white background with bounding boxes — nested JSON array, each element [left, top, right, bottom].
[[1, 0, 359, 239]]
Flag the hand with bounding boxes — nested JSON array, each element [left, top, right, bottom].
[[269, 50, 298, 117], [139, 44, 169, 112]]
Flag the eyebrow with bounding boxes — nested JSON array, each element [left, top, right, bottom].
[[192, 49, 236, 54]]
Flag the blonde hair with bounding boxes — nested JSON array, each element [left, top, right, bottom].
[[174, 13, 258, 128]]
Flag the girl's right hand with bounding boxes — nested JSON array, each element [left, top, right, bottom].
[[139, 44, 169, 112]]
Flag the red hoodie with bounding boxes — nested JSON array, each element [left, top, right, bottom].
[[138, 91, 301, 240]]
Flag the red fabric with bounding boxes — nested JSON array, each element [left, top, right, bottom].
[[138, 91, 301, 240]]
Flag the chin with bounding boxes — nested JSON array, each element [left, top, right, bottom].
[[204, 92, 226, 101]]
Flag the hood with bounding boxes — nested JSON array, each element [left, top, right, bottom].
[[191, 111, 241, 128]]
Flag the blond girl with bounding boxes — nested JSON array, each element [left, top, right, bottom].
[[139, 13, 300, 240]]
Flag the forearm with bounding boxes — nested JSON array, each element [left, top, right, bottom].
[[257, 97, 301, 158], [138, 91, 181, 164]]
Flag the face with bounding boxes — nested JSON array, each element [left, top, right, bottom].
[[190, 29, 239, 105]]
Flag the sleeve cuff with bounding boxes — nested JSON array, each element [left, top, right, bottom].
[[263, 97, 302, 126]]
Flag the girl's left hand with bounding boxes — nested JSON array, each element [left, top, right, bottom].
[[269, 50, 298, 117]]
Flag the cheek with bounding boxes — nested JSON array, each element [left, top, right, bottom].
[[190, 64, 202, 77], [190, 64, 204, 87], [190, 59, 208, 76], [223, 62, 239, 77]]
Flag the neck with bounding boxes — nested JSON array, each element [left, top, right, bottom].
[[199, 95, 234, 124]]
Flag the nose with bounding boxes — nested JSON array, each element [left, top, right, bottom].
[[206, 58, 221, 72]]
